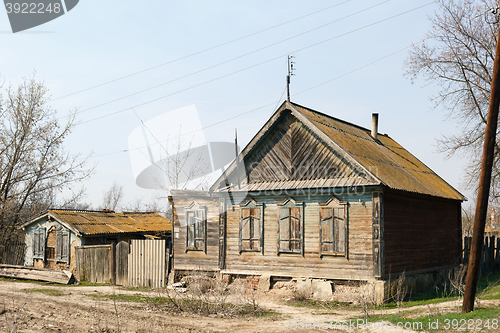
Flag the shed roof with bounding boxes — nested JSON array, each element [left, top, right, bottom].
[[211, 101, 465, 201], [21, 210, 172, 236]]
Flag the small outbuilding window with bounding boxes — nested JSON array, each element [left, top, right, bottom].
[[239, 199, 263, 253], [319, 196, 348, 256], [55, 228, 70, 263], [185, 202, 207, 252], [33, 227, 46, 259], [277, 198, 303, 255]]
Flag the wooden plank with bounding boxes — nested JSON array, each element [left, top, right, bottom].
[[0, 264, 73, 284]]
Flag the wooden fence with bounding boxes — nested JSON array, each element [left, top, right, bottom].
[[75, 239, 168, 288], [128, 239, 166, 289], [0, 237, 25, 266], [75, 244, 114, 284], [462, 235, 500, 275]]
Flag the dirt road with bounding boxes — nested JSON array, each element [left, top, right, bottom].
[[0, 280, 482, 332]]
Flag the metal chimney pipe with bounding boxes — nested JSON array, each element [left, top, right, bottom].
[[371, 113, 379, 140]]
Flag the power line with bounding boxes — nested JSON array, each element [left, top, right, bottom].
[[78, 2, 435, 127], [60, 0, 391, 120], [52, 0, 353, 101], [92, 37, 430, 159]]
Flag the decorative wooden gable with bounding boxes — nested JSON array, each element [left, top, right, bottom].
[[243, 111, 366, 184]]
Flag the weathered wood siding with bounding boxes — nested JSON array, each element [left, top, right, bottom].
[[244, 112, 361, 184], [223, 193, 374, 281], [383, 190, 461, 276], [75, 244, 114, 284], [171, 192, 220, 272]]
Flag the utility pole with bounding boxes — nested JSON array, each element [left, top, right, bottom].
[[287, 55, 295, 102], [462, 1, 500, 313]]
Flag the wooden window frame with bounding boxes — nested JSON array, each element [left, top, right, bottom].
[[239, 199, 264, 254], [185, 202, 207, 253], [55, 227, 70, 263], [319, 195, 348, 257], [33, 227, 46, 260], [277, 197, 304, 255]]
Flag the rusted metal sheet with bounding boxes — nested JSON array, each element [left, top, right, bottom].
[[293, 104, 464, 201], [48, 210, 171, 236], [128, 239, 166, 288]]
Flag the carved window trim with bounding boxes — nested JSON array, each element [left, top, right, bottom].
[[319, 195, 348, 257], [239, 198, 264, 254], [185, 201, 207, 253], [277, 197, 304, 255]]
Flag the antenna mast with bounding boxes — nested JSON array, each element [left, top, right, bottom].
[[287, 55, 295, 101]]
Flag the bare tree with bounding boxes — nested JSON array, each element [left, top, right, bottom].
[[100, 182, 124, 212], [0, 76, 92, 244], [161, 129, 211, 191], [405, 0, 500, 197]]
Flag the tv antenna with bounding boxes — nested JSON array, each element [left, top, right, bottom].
[[287, 55, 296, 101]]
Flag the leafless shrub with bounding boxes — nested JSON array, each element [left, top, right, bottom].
[[356, 282, 376, 318], [391, 272, 408, 314], [291, 289, 310, 302], [448, 264, 467, 298], [163, 270, 262, 317]]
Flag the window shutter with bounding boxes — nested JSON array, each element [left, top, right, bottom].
[[334, 206, 346, 255], [33, 228, 45, 259], [240, 208, 251, 251], [252, 207, 261, 250], [34, 230, 39, 257], [290, 207, 301, 251], [278, 207, 289, 251], [62, 229, 70, 262], [320, 208, 333, 253], [55, 229, 63, 261]]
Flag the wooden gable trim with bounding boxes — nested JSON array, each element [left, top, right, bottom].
[[210, 101, 291, 192], [210, 101, 382, 193], [287, 103, 382, 186]]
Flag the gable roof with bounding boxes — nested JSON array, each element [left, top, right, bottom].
[[21, 210, 172, 236], [211, 101, 465, 201]]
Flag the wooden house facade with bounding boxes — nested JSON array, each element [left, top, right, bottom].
[[170, 101, 464, 284]]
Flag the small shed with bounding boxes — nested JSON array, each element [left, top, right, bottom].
[[20, 209, 172, 276], [170, 101, 465, 298]]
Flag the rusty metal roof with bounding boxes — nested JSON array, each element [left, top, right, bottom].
[[43, 210, 171, 236], [211, 101, 465, 201]]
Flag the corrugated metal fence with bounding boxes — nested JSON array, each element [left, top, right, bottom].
[[128, 239, 166, 288]]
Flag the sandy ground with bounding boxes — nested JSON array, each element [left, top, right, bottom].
[[0, 280, 497, 333]]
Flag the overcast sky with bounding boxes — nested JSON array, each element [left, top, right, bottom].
[[0, 0, 474, 210]]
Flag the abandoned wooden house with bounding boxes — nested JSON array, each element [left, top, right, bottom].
[[21, 209, 172, 277], [169, 101, 465, 297]]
